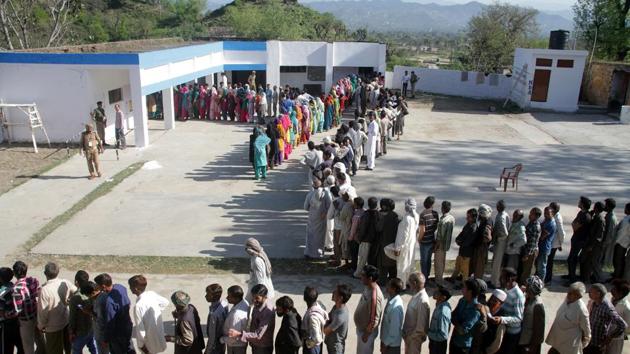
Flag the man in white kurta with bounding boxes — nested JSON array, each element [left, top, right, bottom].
[[546, 282, 591, 354], [129, 275, 169, 354], [365, 112, 379, 170], [385, 198, 420, 289], [300, 141, 323, 187], [304, 179, 332, 258], [490, 200, 511, 287], [403, 272, 430, 354]]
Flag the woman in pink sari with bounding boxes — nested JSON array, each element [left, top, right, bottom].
[[198, 85, 208, 120], [280, 114, 292, 159]]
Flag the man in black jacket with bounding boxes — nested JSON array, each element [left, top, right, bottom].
[[376, 198, 400, 285], [358, 197, 382, 268], [274, 296, 301, 354]]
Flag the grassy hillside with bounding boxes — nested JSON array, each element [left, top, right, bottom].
[[206, 0, 349, 41]]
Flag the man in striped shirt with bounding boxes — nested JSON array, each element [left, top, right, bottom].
[[12, 261, 46, 354], [493, 267, 524, 354]]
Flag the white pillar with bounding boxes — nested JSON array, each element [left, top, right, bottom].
[[325, 43, 334, 92], [266, 40, 281, 87], [129, 68, 149, 148], [206, 74, 215, 86], [378, 44, 387, 75], [162, 87, 175, 130]]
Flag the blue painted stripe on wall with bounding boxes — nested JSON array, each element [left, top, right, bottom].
[[224, 64, 266, 71], [223, 41, 266, 51], [141, 65, 225, 95], [0, 52, 139, 65], [138, 42, 224, 69]]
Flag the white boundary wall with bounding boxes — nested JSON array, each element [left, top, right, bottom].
[[392, 66, 512, 100]]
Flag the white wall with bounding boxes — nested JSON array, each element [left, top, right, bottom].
[[279, 41, 327, 66], [223, 50, 266, 66], [392, 66, 512, 100], [333, 42, 383, 68], [511, 49, 588, 112], [0, 64, 134, 144], [87, 69, 135, 141]]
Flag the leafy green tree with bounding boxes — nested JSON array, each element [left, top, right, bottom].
[[462, 3, 539, 73], [574, 0, 630, 61]]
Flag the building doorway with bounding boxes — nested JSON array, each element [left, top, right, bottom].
[[609, 70, 630, 113], [229, 70, 266, 89], [531, 69, 551, 102]]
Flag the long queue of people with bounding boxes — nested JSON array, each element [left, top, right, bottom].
[[1, 259, 629, 354]]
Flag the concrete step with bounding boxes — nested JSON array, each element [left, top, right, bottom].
[[577, 104, 608, 114]]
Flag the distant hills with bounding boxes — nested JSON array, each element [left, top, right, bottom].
[[304, 0, 573, 34], [206, 0, 574, 35]]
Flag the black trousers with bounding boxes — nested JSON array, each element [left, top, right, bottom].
[[567, 243, 583, 281], [429, 340, 447, 354], [349, 240, 359, 272], [1, 319, 24, 354], [545, 248, 558, 283], [613, 244, 627, 279]]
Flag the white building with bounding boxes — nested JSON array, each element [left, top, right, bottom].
[[510, 48, 588, 112], [0, 40, 386, 147]]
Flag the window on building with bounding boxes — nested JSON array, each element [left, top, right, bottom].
[[557, 59, 574, 68], [536, 58, 553, 67], [307, 66, 326, 81], [460, 71, 469, 82], [108, 88, 123, 104], [280, 66, 307, 73]]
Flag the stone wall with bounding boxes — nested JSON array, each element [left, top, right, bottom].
[[583, 61, 630, 106]]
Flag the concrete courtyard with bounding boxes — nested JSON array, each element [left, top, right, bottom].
[[2, 96, 629, 353], [11, 99, 628, 261]]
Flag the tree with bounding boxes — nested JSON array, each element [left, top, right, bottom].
[[0, 0, 79, 49], [461, 3, 539, 73], [574, 0, 630, 61]]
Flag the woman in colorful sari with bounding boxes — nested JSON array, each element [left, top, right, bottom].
[[300, 105, 310, 143], [247, 89, 255, 123], [275, 118, 286, 166], [309, 100, 318, 134], [332, 90, 341, 127], [253, 128, 270, 180], [198, 85, 207, 120], [316, 97, 325, 133], [238, 86, 248, 123], [290, 108, 299, 149], [323, 95, 333, 131], [228, 89, 236, 121], [212, 87, 221, 120], [280, 114, 293, 159]]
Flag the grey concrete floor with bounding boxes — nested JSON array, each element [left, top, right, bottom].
[[27, 103, 630, 263]]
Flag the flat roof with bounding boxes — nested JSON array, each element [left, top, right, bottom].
[[14, 38, 202, 54]]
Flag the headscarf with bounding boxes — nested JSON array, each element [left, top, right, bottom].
[[478, 204, 492, 219], [325, 175, 336, 188], [333, 162, 346, 173], [405, 198, 417, 212], [245, 238, 272, 275], [171, 291, 190, 307], [526, 275, 544, 296]]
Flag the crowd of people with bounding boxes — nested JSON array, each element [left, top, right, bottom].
[[1, 252, 629, 354]]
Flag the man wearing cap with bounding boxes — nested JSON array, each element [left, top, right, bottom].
[[483, 289, 507, 354], [385, 198, 419, 288], [546, 282, 591, 354], [365, 111, 379, 171], [167, 291, 205, 354], [584, 283, 627, 354], [81, 124, 103, 180], [518, 276, 545, 354], [90, 101, 107, 146], [495, 267, 524, 354]]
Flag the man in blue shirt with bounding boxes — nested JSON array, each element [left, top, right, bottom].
[[450, 279, 480, 354], [535, 207, 557, 281], [428, 287, 451, 354], [380, 278, 404, 354], [94, 273, 133, 354]]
